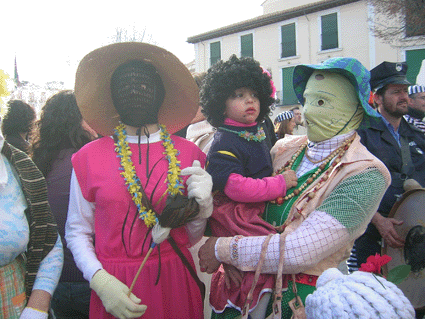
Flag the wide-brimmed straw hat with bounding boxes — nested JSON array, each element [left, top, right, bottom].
[[74, 42, 199, 136]]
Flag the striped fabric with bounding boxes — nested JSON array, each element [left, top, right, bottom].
[[1, 142, 58, 300], [404, 114, 425, 133], [408, 85, 425, 95], [346, 245, 359, 274], [274, 111, 294, 123], [0, 256, 26, 318]]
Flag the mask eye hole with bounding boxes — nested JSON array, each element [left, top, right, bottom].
[[318, 100, 324, 106], [315, 74, 324, 80]]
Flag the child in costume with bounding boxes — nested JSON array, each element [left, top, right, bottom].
[[198, 57, 392, 319], [65, 43, 213, 319], [201, 55, 297, 318]]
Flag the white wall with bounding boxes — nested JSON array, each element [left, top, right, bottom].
[[193, 0, 424, 93]]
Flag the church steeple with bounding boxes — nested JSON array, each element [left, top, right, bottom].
[[14, 55, 20, 87]]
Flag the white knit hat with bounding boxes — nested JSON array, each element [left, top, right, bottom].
[[274, 110, 294, 123], [408, 84, 425, 95], [305, 268, 415, 319]]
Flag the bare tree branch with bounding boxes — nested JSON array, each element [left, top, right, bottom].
[[368, 0, 425, 46], [110, 25, 158, 45]]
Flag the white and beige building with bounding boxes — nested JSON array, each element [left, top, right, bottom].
[[187, 0, 425, 112]]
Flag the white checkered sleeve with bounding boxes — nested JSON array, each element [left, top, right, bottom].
[[216, 210, 349, 274]]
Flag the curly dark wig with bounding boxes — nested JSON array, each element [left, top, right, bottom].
[[200, 55, 275, 128], [1, 100, 36, 136], [31, 90, 94, 176]]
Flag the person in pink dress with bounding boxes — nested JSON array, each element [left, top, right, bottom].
[[200, 55, 297, 318], [65, 43, 213, 319]]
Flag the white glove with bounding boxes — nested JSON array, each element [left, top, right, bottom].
[[181, 160, 213, 219], [152, 224, 171, 244], [20, 307, 48, 319], [185, 218, 208, 245], [90, 269, 147, 319]]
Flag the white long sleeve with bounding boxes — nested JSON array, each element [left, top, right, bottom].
[[65, 170, 102, 282], [215, 133, 389, 274], [216, 167, 387, 273], [217, 210, 349, 274]]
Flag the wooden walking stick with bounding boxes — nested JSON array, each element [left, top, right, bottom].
[[128, 242, 156, 296]]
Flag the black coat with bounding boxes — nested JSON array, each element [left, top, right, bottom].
[[357, 117, 425, 216]]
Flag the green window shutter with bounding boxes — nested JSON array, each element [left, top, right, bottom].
[[281, 23, 296, 58], [406, 49, 425, 84], [210, 42, 221, 66], [241, 34, 253, 58], [321, 13, 338, 50], [281, 67, 298, 106]]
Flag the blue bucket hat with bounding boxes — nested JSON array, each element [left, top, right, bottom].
[[293, 57, 380, 121]]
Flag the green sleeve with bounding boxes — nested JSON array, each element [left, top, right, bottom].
[[317, 167, 387, 235]]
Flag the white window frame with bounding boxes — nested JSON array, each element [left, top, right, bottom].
[[239, 31, 255, 58], [209, 39, 223, 67], [279, 18, 298, 60], [318, 9, 341, 52]]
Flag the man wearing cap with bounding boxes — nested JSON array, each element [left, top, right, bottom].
[[405, 84, 425, 133], [353, 62, 425, 268]]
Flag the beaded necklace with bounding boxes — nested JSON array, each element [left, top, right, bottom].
[[114, 123, 184, 228], [266, 134, 356, 233], [272, 134, 356, 204], [219, 125, 266, 142]]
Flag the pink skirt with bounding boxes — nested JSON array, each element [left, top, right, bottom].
[[209, 193, 276, 312], [90, 246, 203, 319]]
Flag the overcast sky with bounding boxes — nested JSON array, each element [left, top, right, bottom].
[[1, 0, 264, 88]]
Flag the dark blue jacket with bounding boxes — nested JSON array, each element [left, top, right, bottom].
[[206, 125, 273, 192], [357, 118, 425, 216]]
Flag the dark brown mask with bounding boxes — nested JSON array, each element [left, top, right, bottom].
[[111, 60, 165, 127]]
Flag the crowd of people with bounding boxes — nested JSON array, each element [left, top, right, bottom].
[[1, 42, 424, 319]]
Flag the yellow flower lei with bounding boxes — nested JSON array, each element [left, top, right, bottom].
[[114, 123, 184, 228]]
